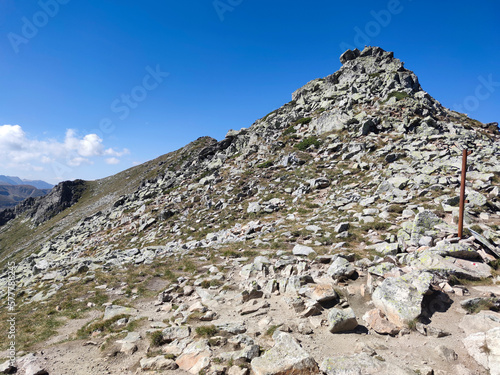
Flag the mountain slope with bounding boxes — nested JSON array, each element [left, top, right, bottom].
[[0, 47, 499, 375]]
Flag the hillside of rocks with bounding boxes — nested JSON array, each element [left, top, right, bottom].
[[1, 46, 500, 375]]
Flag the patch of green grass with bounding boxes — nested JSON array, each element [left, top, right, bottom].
[[270, 241, 288, 250], [256, 161, 274, 169], [469, 225, 483, 234], [462, 299, 496, 314], [387, 204, 404, 214], [406, 318, 418, 331], [449, 276, 493, 286], [385, 91, 409, 102], [295, 136, 321, 151], [265, 324, 282, 336], [283, 125, 297, 136], [178, 258, 197, 273], [195, 325, 218, 337], [221, 249, 241, 258], [200, 279, 222, 288], [305, 201, 320, 209], [263, 109, 277, 121], [490, 259, 500, 271], [293, 117, 312, 126], [77, 314, 132, 338], [360, 221, 391, 232], [149, 330, 166, 347]]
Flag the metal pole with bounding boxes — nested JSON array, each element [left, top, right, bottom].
[[458, 149, 468, 239]]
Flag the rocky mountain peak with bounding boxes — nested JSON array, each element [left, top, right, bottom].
[[338, 46, 421, 93], [292, 46, 423, 114]]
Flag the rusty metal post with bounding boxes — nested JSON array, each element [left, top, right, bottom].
[[458, 149, 470, 239]]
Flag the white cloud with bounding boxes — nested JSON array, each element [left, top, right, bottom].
[[104, 147, 130, 157], [0, 124, 130, 177], [106, 157, 120, 165], [67, 157, 91, 167]]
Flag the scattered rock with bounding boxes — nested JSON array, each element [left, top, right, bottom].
[[328, 307, 358, 333], [293, 244, 316, 257], [327, 257, 355, 280], [140, 356, 178, 371], [251, 331, 319, 375], [362, 308, 399, 335], [372, 271, 433, 328]]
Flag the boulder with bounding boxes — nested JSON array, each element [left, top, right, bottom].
[[328, 308, 358, 333], [463, 327, 500, 375], [251, 331, 319, 375], [247, 202, 262, 213], [175, 340, 212, 374], [327, 257, 355, 280], [372, 271, 433, 328], [162, 326, 191, 342], [335, 222, 350, 233], [459, 310, 500, 336], [228, 366, 249, 375], [140, 356, 178, 371], [15, 354, 48, 375], [368, 262, 397, 277], [434, 240, 480, 260], [368, 242, 399, 256], [409, 250, 492, 280], [300, 283, 338, 303], [362, 309, 399, 335], [116, 331, 141, 355], [0, 360, 16, 374], [293, 244, 316, 257]]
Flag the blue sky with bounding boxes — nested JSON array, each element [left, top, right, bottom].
[[1, 0, 499, 184]]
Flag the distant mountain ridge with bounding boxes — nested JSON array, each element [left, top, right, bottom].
[[0, 175, 53, 189], [0, 175, 53, 210]]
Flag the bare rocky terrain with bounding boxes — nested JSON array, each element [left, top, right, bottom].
[[1, 46, 500, 375]]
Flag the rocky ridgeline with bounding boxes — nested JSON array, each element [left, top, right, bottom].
[[1, 46, 500, 375]]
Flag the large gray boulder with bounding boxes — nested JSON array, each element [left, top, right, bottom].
[[162, 326, 191, 342], [434, 240, 480, 260], [328, 308, 358, 333], [293, 244, 316, 257], [372, 271, 433, 328], [251, 331, 319, 375], [409, 250, 492, 280], [300, 283, 338, 303], [327, 257, 355, 280]]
